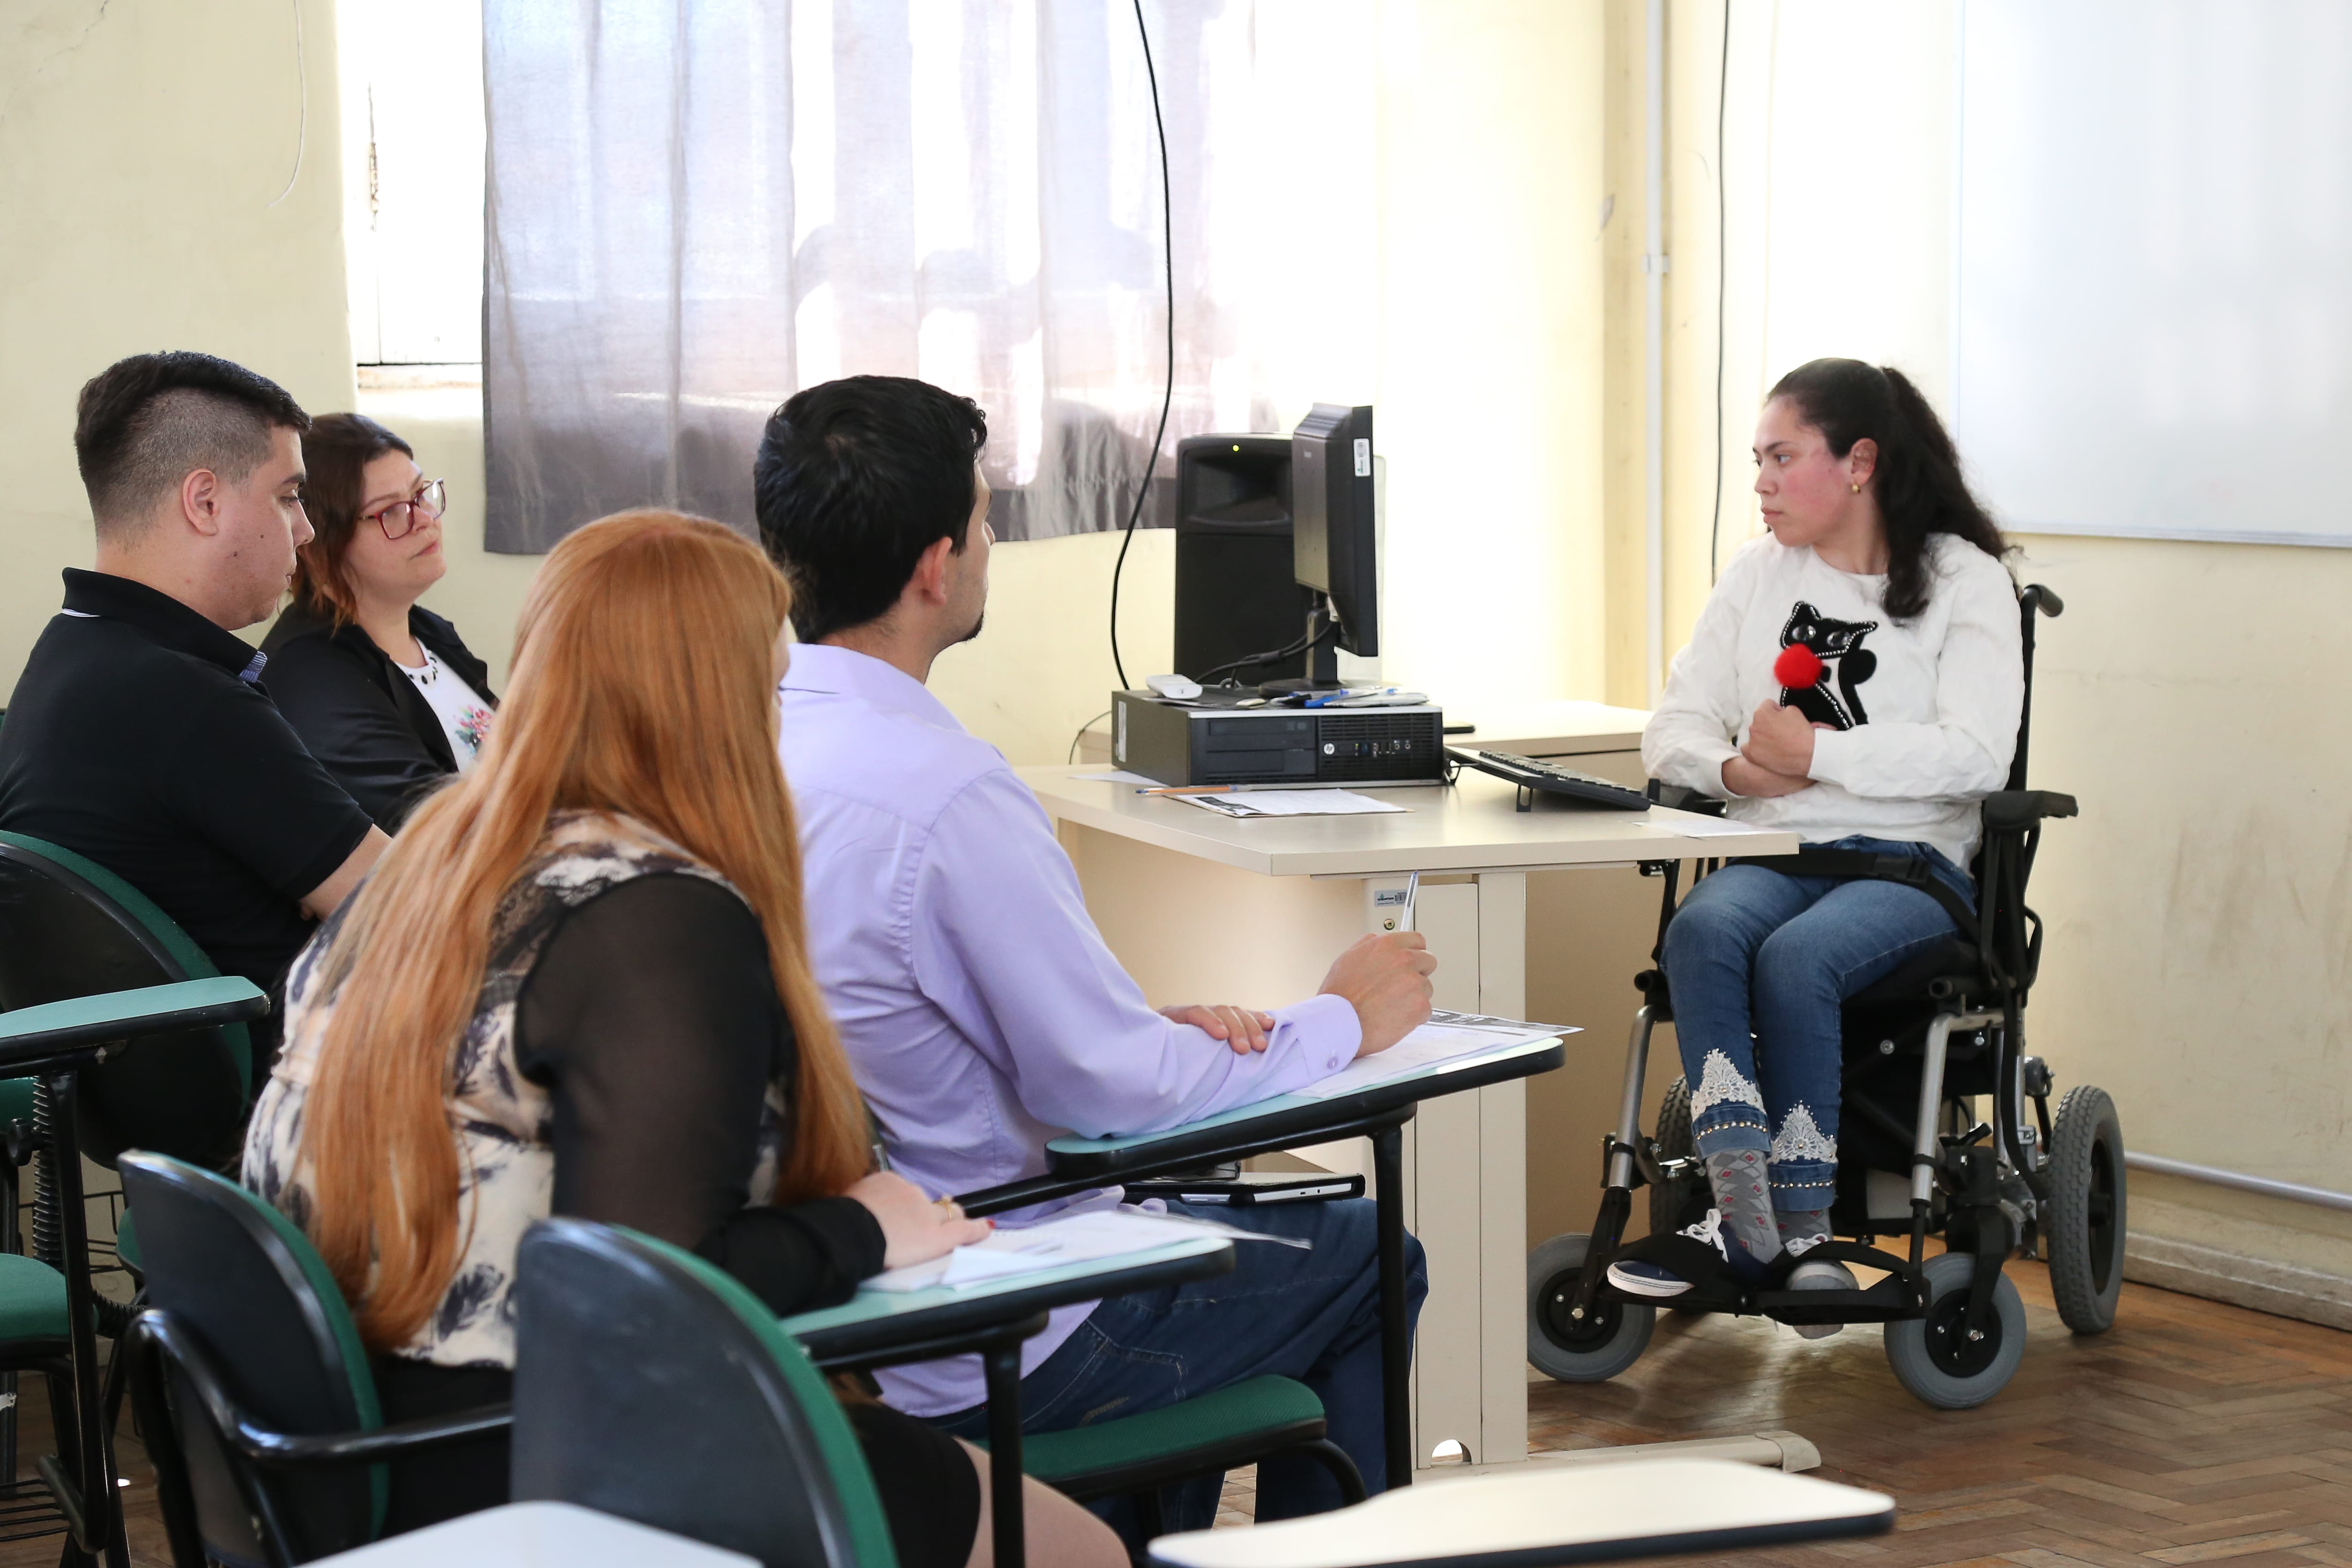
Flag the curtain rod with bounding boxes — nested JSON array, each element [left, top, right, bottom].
[[2124, 1151, 2352, 1214]]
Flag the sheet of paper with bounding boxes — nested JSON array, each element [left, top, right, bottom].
[[861, 1209, 1210, 1293], [1663, 814, 1782, 838], [1173, 793, 1260, 818], [1172, 789, 1407, 818], [1068, 770, 1160, 786], [1290, 1009, 1573, 1100]]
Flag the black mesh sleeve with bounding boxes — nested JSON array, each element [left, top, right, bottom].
[[514, 872, 885, 1317]]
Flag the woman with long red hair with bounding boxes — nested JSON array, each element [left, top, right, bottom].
[[244, 510, 1121, 1568]]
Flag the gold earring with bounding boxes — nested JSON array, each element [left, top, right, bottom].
[[1850, 482, 1861, 494]]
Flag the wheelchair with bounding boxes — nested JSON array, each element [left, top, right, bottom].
[[1526, 583, 2125, 1410]]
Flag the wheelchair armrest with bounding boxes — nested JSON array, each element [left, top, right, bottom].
[[1644, 781, 1726, 817], [1981, 791, 2078, 834]]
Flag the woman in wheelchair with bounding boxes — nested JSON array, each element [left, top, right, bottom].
[[1611, 359, 2022, 1328], [242, 513, 1123, 1568]]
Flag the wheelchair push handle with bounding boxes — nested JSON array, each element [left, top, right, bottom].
[[2021, 583, 2063, 619]]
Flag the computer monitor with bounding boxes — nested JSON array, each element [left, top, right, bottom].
[[1291, 403, 1377, 662]]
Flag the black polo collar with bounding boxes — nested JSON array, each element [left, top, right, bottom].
[[60, 569, 270, 685]]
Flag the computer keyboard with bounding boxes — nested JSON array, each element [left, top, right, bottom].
[[1448, 748, 1651, 811]]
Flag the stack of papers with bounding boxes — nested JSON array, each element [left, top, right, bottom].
[[1292, 1009, 1573, 1100], [1176, 789, 1406, 819], [1656, 814, 1781, 839], [863, 1209, 1220, 1293]]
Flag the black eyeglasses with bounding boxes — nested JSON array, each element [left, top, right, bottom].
[[362, 478, 447, 540]]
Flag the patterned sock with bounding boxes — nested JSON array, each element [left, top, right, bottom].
[[1704, 1149, 1781, 1265], [1777, 1207, 1831, 1253]]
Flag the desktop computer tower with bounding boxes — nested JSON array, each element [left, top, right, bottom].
[[1112, 691, 1448, 787], [1172, 435, 1315, 684]]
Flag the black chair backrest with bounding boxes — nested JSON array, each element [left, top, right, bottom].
[[511, 1217, 897, 1568], [0, 835, 249, 1167], [118, 1152, 385, 1564]]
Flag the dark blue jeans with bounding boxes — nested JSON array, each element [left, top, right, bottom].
[[1661, 835, 1968, 1212], [930, 1197, 1426, 1541]]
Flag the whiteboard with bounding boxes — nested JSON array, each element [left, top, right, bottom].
[[1954, 0, 2352, 547]]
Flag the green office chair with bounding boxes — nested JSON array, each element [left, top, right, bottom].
[[0, 833, 265, 1555], [0, 982, 265, 1568], [514, 1220, 1363, 1568], [512, 1219, 898, 1568], [116, 1152, 513, 1568], [0, 832, 255, 1170], [0, 831, 258, 1291]]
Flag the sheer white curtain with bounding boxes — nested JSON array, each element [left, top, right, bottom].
[[482, 0, 1371, 551]]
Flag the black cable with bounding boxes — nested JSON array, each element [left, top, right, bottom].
[[1108, 0, 1177, 692], [1194, 615, 1333, 689], [1709, 0, 1730, 584], [1068, 709, 1113, 765]]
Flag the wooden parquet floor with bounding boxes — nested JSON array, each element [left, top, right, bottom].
[[1, 1259, 2343, 1566], [1519, 1257, 2352, 1568]]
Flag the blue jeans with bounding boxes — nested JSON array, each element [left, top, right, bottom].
[[1660, 835, 1968, 1212], [930, 1197, 1426, 1542]]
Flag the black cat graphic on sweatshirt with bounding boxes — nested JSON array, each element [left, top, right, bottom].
[[1777, 601, 1879, 730]]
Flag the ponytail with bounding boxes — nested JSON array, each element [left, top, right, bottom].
[[1767, 359, 2009, 621]]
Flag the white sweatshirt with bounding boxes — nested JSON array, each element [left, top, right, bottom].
[[1643, 532, 2024, 872]]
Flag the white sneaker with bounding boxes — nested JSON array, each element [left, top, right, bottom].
[[1606, 1210, 1770, 1298]]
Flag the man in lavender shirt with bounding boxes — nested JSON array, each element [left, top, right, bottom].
[[756, 377, 1435, 1536]]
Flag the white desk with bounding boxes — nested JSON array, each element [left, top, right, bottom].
[[1149, 1458, 1893, 1568], [1442, 698, 1652, 761], [310, 1501, 755, 1566], [1022, 763, 1795, 1476]]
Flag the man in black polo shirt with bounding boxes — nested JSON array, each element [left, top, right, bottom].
[[0, 352, 388, 1069]]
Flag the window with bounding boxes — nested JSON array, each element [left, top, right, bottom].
[[338, 0, 487, 370]]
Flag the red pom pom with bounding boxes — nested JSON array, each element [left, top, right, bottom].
[[1773, 644, 1825, 689]]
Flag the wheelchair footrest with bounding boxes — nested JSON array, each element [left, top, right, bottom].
[[1593, 1237, 1926, 1322], [1757, 1275, 1920, 1326]]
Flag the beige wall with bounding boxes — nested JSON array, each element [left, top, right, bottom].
[[1373, 0, 1607, 715], [0, 0, 358, 677]]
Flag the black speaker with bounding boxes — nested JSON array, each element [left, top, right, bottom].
[[1172, 435, 1314, 682]]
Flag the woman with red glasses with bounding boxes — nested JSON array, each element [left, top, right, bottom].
[[263, 414, 499, 828]]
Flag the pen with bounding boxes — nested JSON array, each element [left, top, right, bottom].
[[1402, 870, 1420, 932], [1136, 784, 1241, 796], [1305, 686, 1397, 709]]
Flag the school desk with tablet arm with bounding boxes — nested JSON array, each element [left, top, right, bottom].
[[958, 1027, 1569, 1492]]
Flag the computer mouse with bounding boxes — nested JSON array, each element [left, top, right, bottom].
[[1145, 674, 1204, 700]]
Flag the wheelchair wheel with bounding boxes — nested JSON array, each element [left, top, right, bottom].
[[1647, 1077, 1710, 1316], [1883, 1251, 2026, 1409], [1649, 1076, 1705, 1234], [1528, 1233, 1654, 1383], [2045, 1085, 2126, 1335]]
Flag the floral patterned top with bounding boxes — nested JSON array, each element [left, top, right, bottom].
[[242, 810, 791, 1368]]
